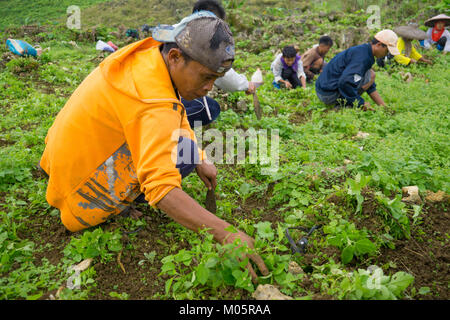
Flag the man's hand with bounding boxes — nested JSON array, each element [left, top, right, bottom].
[[362, 101, 374, 111], [281, 80, 292, 89], [157, 188, 269, 284], [420, 57, 433, 65], [245, 82, 256, 95], [221, 229, 269, 283], [196, 160, 217, 190]]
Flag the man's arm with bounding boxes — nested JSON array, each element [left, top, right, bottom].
[[303, 65, 315, 80], [271, 54, 283, 84], [300, 75, 306, 89], [417, 57, 432, 64], [157, 187, 230, 240], [368, 90, 385, 106], [157, 187, 269, 282], [297, 60, 307, 88], [394, 53, 412, 65], [443, 30, 450, 53], [301, 51, 315, 79]]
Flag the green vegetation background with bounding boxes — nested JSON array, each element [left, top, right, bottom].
[[0, 0, 449, 300]]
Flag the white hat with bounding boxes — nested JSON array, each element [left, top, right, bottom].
[[375, 29, 400, 56]]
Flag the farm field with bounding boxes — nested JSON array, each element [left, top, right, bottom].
[[0, 0, 449, 302]]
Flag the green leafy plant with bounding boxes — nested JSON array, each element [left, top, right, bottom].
[[338, 266, 415, 300], [345, 173, 371, 214], [109, 291, 130, 300], [324, 218, 377, 264], [375, 193, 411, 239], [5, 58, 40, 75], [253, 222, 299, 293], [159, 227, 254, 298], [0, 258, 61, 299], [235, 182, 254, 205], [138, 251, 157, 266], [62, 228, 123, 264], [224, 0, 247, 9], [0, 211, 35, 273]]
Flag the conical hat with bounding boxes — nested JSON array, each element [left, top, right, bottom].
[[394, 25, 427, 40], [424, 14, 450, 28]]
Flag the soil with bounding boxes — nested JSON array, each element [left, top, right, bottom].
[[16, 165, 448, 301], [341, 189, 449, 300], [0, 138, 15, 147], [375, 201, 449, 300], [21, 199, 254, 300], [288, 108, 312, 125], [3, 25, 48, 43], [89, 211, 173, 300], [224, 185, 449, 300]]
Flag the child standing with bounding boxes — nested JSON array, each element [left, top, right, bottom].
[[271, 45, 306, 89]]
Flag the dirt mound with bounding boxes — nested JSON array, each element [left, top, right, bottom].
[[3, 25, 48, 42], [0, 51, 16, 69], [377, 201, 449, 299], [326, 188, 449, 299]]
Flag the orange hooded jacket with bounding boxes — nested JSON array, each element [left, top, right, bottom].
[[40, 37, 205, 232]]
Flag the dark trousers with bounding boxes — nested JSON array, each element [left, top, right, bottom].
[[306, 67, 321, 82], [182, 96, 221, 128], [437, 36, 447, 49], [134, 136, 199, 204], [376, 53, 394, 68], [281, 67, 302, 89]]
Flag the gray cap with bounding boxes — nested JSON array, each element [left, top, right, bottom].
[[153, 12, 235, 73]]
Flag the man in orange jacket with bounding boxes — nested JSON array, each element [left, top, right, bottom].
[[40, 13, 268, 281]]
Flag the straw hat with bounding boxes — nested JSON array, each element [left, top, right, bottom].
[[424, 14, 450, 28], [394, 25, 427, 40]]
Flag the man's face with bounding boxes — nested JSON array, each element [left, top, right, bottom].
[[373, 42, 389, 58], [283, 56, 296, 66], [318, 44, 331, 56], [167, 48, 227, 101]]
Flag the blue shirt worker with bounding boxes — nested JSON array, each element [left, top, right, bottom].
[[316, 29, 399, 110]]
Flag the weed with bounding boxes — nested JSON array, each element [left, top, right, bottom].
[[62, 228, 122, 264], [324, 217, 377, 264]]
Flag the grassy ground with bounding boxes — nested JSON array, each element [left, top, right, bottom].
[[0, 0, 449, 301], [0, 0, 110, 30]]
